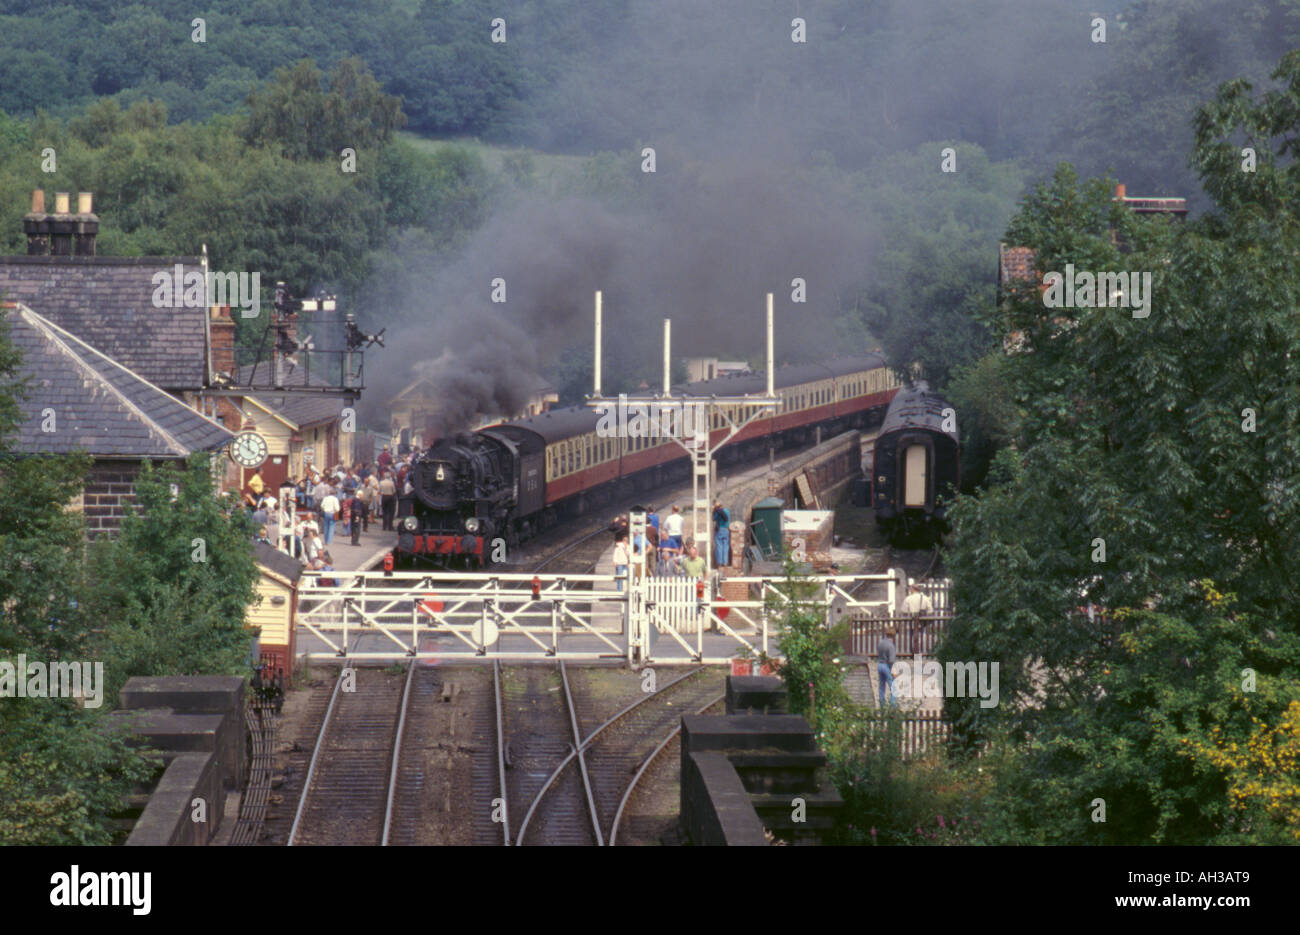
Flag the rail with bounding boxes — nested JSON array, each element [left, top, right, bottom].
[[287, 660, 415, 846], [515, 665, 719, 845], [608, 689, 725, 845], [492, 660, 510, 845], [380, 660, 417, 846], [286, 663, 348, 846]]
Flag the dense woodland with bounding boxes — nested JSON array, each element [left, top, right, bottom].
[[0, 0, 1297, 844]]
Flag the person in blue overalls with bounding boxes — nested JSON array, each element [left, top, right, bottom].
[[712, 499, 731, 568]]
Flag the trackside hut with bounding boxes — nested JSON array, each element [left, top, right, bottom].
[[250, 541, 301, 676]]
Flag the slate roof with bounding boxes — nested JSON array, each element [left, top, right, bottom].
[[0, 255, 209, 391], [237, 362, 349, 429], [3, 302, 233, 458], [254, 541, 304, 584]]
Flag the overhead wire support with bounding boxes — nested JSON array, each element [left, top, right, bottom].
[[584, 291, 780, 660]]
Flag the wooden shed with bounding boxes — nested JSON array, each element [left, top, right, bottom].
[[250, 542, 302, 677]]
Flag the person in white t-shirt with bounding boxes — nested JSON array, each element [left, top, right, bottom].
[[613, 533, 629, 592], [902, 583, 933, 618], [663, 506, 684, 550], [902, 583, 935, 654], [320, 491, 340, 545]]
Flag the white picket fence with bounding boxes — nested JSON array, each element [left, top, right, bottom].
[[644, 575, 705, 634]]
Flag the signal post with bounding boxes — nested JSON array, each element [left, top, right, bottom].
[[588, 292, 780, 662]]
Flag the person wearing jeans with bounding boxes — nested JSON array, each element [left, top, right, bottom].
[[613, 533, 629, 592], [877, 625, 898, 708], [319, 490, 340, 545]]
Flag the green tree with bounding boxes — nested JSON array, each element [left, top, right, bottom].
[[88, 456, 261, 693], [0, 318, 154, 845], [244, 57, 404, 161], [942, 54, 1300, 843]]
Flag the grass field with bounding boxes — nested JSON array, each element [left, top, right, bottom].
[[399, 132, 593, 193]]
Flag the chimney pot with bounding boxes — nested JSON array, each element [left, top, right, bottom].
[[54, 192, 70, 214], [77, 192, 92, 214], [30, 190, 45, 213], [1115, 183, 1127, 200]]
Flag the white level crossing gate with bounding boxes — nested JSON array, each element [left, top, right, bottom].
[[295, 568, 915, 665]]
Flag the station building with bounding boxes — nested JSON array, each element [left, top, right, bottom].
[[0, 301, 233, 537], [387, 375, 558, 453]]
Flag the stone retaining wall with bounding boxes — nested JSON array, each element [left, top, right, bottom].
[[112, 676, 248, 846], [679, 676, 843, 845]]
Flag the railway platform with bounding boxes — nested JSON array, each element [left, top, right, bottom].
[[268, 518, 392, 573]]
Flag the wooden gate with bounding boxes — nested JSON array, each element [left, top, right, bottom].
[[645, 575, 702, 634]]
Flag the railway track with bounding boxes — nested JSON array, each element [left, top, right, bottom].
[[287, 664, 410, 846], [284, 659, 728, 845], [494, 662, 726, 846]]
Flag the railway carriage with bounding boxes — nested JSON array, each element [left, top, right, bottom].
[[871, 381, 960, 545], [395, 355, 902, 565]]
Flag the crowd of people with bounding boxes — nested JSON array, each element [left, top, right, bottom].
[[611, 500, 732, 589], [241, 443, 416, 576]]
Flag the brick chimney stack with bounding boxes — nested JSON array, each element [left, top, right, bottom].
[[209, 304, 236, 376], [23, 190, 98, 256]]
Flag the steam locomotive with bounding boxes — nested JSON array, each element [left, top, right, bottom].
[[871, 381, 960, 545], [394, 355, 904, 566]]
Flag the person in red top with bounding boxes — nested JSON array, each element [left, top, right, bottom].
[[377, 445, 393, 470]]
